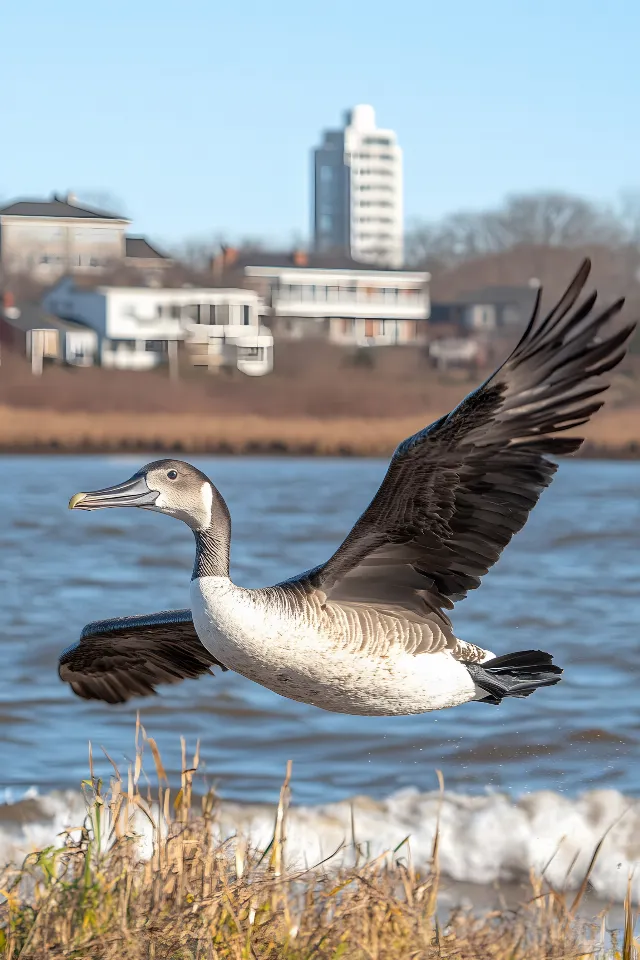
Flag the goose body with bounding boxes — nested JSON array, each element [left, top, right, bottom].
[[190, 576, 486, 714], [60, 259, 635, 715]]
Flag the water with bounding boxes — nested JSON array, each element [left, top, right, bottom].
[[0, 455, 639, 900]]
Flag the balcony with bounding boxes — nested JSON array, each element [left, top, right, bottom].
[[273, 286, 428, 321]]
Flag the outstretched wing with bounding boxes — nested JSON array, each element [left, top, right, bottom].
[[59, 609, 227, 704], [300, 259, 634, 622]]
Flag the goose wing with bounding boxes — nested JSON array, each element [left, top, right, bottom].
[[297, 259, 634, 623], [59, 609, 226, 704]]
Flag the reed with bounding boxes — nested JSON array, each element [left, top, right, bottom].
[[0, 723, 637, 959], [1, 405, 640, 458]]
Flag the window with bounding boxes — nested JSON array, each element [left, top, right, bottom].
[[363, 136, 391, 146], [170, 305, 181, 319], [243, 304, 251, 325], [146, 340, 168, 352], [184, 304, 200, 323], [238, 346, 263, 359], [320, 166, 333, 182]]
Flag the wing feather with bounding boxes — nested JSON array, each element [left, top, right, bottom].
[[290, 259, 635, 626], [59, 609, 226, 704]]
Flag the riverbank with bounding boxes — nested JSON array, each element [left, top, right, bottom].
[[0, 735, 634, 959], [0, 404, 639, 457]]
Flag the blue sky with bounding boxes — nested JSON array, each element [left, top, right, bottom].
[[2, 0, 639, 248]]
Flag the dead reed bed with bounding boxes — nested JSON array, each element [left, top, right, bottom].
[[0, 724, 637, 959], [1, 405, 640, 458]]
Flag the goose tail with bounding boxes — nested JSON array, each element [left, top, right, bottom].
[[465, 650, 563, 705]]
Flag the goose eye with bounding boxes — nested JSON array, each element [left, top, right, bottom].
[[167, 470, 178, 480]]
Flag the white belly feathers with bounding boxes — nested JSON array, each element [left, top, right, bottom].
[[191, 577, 477, 716], [190, 576, 480, 716]]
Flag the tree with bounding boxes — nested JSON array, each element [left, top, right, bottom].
[[405, 191, 627, 268]]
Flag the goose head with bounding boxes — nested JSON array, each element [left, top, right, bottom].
[[69, 459, 228, 535]]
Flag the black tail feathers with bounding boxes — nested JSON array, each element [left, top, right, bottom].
[[465, 650, 562, 706]]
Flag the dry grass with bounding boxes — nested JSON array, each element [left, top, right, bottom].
[[1, 404, 640, 458], [1, 341, 640, 457], [0, 725, 637, 959]]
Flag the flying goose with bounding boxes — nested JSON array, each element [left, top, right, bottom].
[[61, 260, 635, 714]]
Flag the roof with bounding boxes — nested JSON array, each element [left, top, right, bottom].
[[1, 301, 96, 334], [125, 236, 170, 260], [1, 303, 55, 332], [229, 250, 413, 273], [0, 197, 127, 221], [454, 285, 539, 307]]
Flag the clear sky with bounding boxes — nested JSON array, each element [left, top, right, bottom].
[[2, 0, 639, 248]]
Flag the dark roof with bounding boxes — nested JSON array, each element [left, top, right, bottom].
[[125, 236, 169, 260], [1, 302, 59, 332], [454, 285, 539, 307], [234, 250, 415, 273], [1, 301, 96, 334], [0, 197, 127, 220]]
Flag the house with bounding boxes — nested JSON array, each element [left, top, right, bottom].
[[42, 276, 273, 375], [430, 284, 539, 334], [428, 337, 487, 371], [0, 194, 171, 282], [0, 299, 98, 373], [124, 237, 173, 282], [212, 248, 430, 345]]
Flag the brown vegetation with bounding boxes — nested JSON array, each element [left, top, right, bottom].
[[1, 405, 639, 458], [0, 728, 636, 959], [0, 332, 639, 455]]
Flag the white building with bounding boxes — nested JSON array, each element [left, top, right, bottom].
[[42, 278, 273, 375], [312, 105, 403, 268], [243, 257, 429, 345]]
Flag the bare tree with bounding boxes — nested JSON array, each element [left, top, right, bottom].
[[406, 191, 627, 268]]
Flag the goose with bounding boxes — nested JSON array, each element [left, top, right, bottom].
[[61, 259, 635, 715]]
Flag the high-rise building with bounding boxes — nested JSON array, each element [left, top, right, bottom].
[[312, 105, 403, 267]]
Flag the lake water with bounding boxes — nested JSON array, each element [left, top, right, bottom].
[[0, 455, 639, 902]]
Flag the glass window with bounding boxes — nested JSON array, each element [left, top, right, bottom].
[[243, 304, 251, 325]]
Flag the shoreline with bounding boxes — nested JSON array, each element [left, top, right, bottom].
[[0, 405, 639, 458], [2, 441, 640, 459]]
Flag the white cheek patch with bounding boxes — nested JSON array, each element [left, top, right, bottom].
[[199, 482, 213, 530]]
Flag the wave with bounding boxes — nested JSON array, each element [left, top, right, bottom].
[[1, 785, 640, 903]]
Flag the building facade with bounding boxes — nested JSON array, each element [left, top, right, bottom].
[[312, 105, 403, 268], [0, 194, 171, 282], [42, 278, 273, 375], [237, 252, 429, 345]]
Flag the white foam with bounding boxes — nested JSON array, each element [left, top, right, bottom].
[[2, 787, 639, 903]]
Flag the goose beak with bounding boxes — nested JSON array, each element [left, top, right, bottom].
[[68, 474, 160, 511]]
